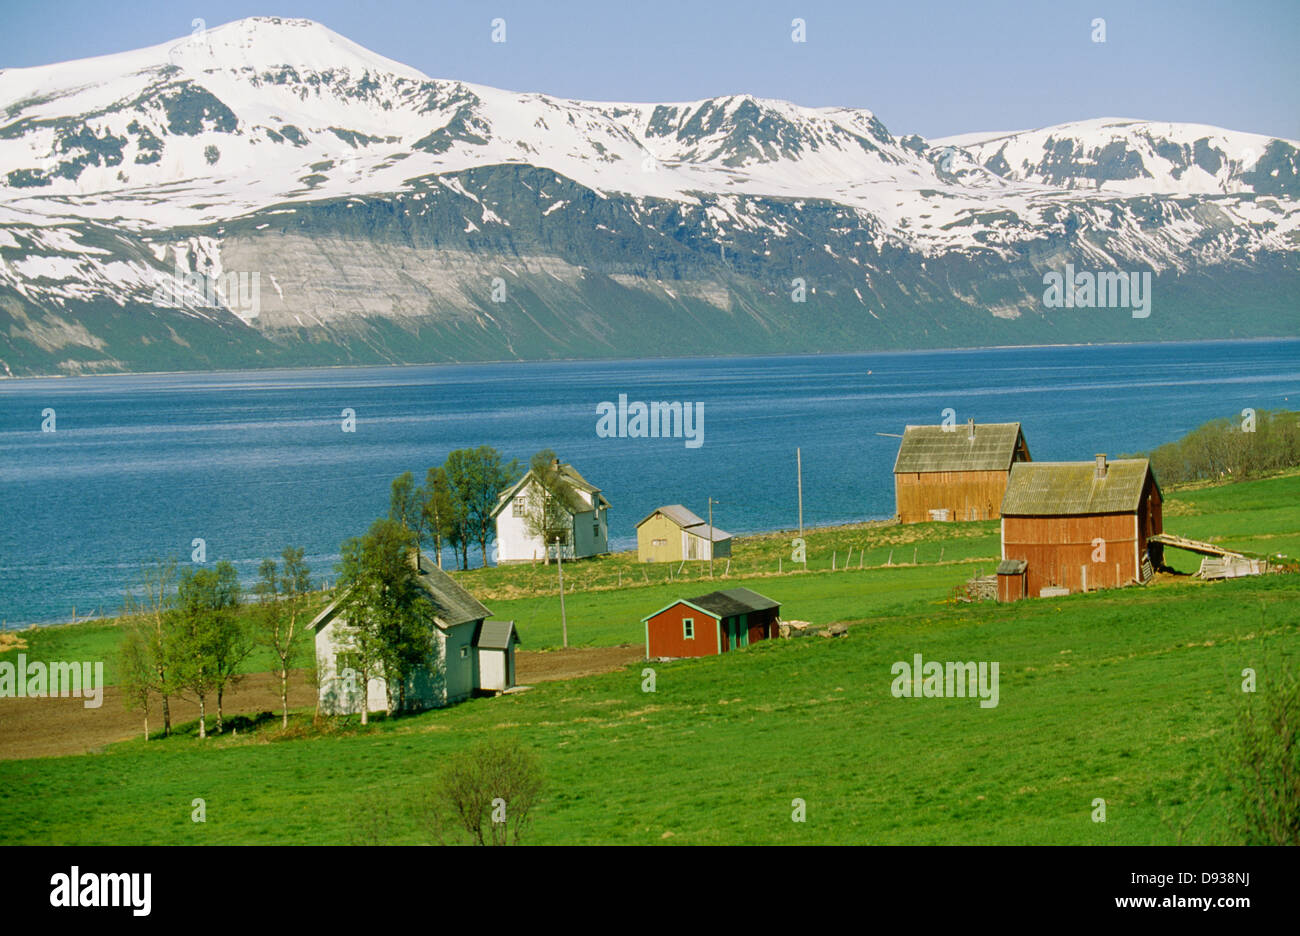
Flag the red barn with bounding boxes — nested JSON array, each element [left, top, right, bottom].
[[642, 588, 780, 659], [999, 455, 1163, 598]]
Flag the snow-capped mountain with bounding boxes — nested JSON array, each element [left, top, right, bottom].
[[1, 17, 1296, 376]]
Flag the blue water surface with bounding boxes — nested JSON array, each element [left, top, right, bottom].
[[1, 338, 1296, 626]]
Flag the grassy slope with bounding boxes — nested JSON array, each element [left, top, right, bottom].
[[0, 474, 1297, 845], [0, 575, 1294, 845]]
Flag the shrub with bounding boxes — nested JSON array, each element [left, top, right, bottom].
[[1218, 659, 1300, 844], [422, 737, 543, 845]]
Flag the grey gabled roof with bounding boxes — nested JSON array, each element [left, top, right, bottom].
[[688, 587, 779, 618], [492, 462, 610, 518], [1000, 459, 1157, 516], [476, 619, 519, 650], [893, 422, 1027, 473], [637, 504, 706, 529], [636, 504, 732, 541], [413, 556, 492, 627], [311, 551, 490, 633], [688, 524, 732, 542]]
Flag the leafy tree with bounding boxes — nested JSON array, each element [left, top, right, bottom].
[[1140, 409, 1300, 484], [121, 558, 180, 737], [255, 546, 313, 728], [419, 465, 455, 569], [171, 561, 243, 739], [335, 518, 436, 720], [519, 449, 573, 565], [422, 737, 544, 845], [465, 446, 520, 566], [389, 471, 420, 533], [119, 623, 156, 740]]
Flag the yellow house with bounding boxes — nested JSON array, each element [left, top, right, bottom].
[[636, 504, 732, 563]]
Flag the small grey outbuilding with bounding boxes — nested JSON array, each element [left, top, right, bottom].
[[475, 619, 520, 693]]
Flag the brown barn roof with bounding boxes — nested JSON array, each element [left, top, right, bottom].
[[894, 422, 1027, 473], [1000, 459, 1157, 516]]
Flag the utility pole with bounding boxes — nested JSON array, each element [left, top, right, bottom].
[[796, 448, 803, 538], [556, 534, 568, 649], [708, 497, 718, 579], [541, 473, 569, 649]]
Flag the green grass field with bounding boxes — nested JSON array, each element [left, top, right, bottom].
[[1, 473, 1297, 845]]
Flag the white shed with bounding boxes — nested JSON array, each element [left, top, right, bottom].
[[476, 620, 520, 693]]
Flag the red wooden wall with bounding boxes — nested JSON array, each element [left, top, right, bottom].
[[646, 603, 718, 658]]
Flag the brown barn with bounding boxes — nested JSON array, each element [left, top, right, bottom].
[[893, 420, 1031, 523], [642, 588, 780, 659], [999, 455, 1163, 599]]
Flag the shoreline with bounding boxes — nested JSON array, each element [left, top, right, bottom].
[[0, 512, 904, 632], [2, 335, 1296, 384]]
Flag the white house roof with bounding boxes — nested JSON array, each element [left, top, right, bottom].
[[491, 461, 610, 518]]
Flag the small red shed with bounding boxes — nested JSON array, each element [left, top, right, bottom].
[[996, 558, 1028, 602], [642, 588, 780, 659]]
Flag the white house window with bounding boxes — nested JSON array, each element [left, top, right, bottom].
[[512, 496, 525, 518], [683, 618, 694, 639], [593, 519, 600, 536]]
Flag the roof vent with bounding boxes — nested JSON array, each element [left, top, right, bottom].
[[1095, 454, 1108, 479]]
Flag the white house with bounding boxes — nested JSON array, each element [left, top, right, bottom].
[[312, 551, 492, 715], [475, 620, 519, 693], [491, 459, 611, 563]]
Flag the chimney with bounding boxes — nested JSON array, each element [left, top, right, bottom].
[[552, 457, 561, 471], [1095, 454, 1107, 479], [967, 417, 976, 441]]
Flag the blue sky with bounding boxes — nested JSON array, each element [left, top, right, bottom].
[[1, 0, 1297, 139]]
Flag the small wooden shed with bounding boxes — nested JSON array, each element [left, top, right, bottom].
[[475, 620, 519, 693], [996, 558, 1028, 602], [893, 420, 1031, 524], [1000, 455, 1163, 598], [642, 588, 780, 659], [636, 504, 732, 563]]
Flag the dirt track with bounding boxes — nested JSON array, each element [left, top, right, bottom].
[[0, 644, 643, 760]]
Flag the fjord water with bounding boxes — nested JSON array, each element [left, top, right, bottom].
[[1, 339, 1296, 627]]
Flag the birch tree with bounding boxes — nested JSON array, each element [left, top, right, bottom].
[[519, 449, 572, 565], [336, 518, 435, 720], [172, 561, 242, 739], [255, 546, 313, 728], [121, 557, 179, 737], [419, 465, 454, 570]]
